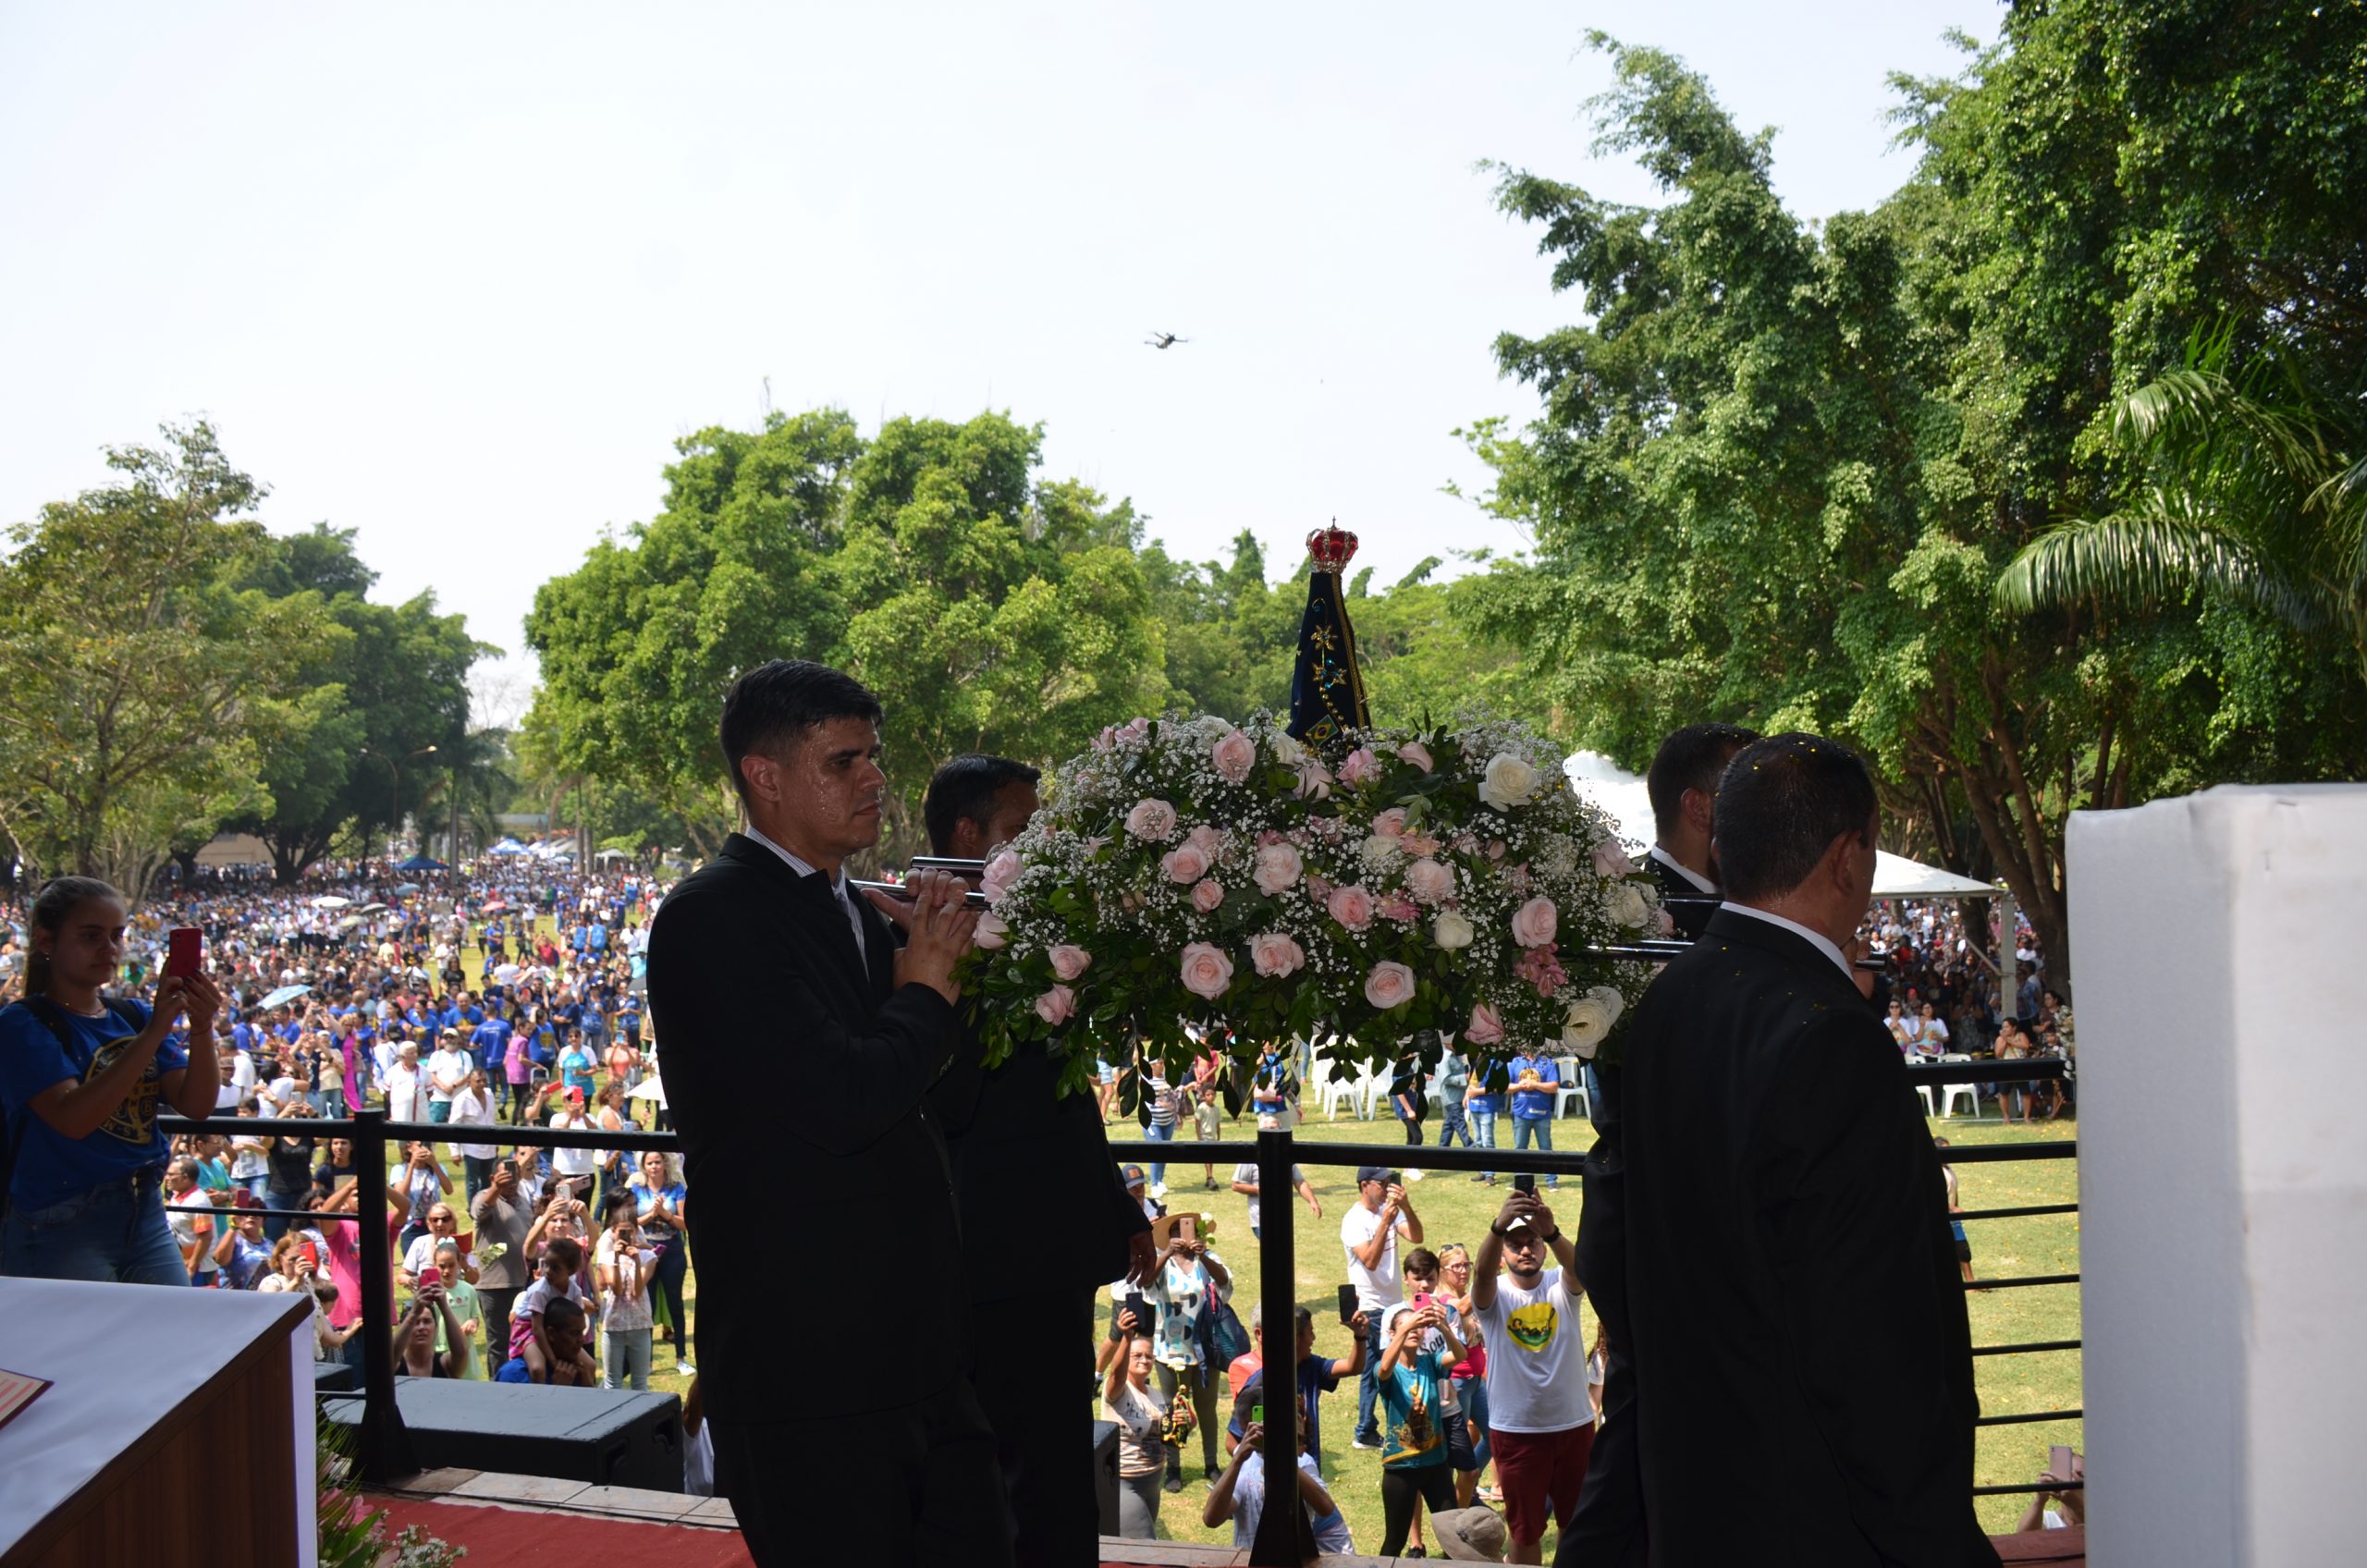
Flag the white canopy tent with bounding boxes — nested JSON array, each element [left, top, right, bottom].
[[1567, 751, 2016, 1004]]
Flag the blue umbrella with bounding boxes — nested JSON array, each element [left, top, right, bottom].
[[261, 984, 313, 1009], [396, 853, 447, 872]]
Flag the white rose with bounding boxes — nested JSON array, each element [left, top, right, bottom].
[[1430, 910, 1475, 949], [1269, 732, 1306, 766], [1252, 842, 1304, 896], [1562, 993, 1617, 1059], [1358, 834, 1400, 872], [1477, 752, 1540, 810], [1587, 985, 1625, 1029], [1603, 881, 1650, 929]]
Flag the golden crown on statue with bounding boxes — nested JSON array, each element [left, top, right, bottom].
[[1306, 521, 1359, 574]]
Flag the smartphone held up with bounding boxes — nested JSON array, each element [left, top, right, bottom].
[[165, 927, 202, 979]]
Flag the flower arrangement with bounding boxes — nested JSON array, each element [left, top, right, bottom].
[[962, 713, 1664, 1094]]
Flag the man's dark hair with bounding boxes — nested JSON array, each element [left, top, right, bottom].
[[1647, 723, 1762, 840], [1711, 733, 1880, 902], [544, 1294, 586, 1334], [922, 753, 1041, 855], [717, 660, 884, 806]]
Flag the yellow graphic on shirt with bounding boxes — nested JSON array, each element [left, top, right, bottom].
[[84, 1029, 164, 1145], [1505, 1301, 1559, 1353]]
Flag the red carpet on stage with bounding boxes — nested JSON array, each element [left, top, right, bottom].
[[372, 1497, 755, 1566]]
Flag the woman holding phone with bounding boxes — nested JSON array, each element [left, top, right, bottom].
[[0, 876, 225, 1283]]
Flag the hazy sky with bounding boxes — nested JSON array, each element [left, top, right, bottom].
[[1, 2, 1995, 719]]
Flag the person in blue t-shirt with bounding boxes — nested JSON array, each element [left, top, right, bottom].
[[1506, 1051, 1561, 1188], [557, 1035, 596, 1099], [0, 876, 225, 1284]]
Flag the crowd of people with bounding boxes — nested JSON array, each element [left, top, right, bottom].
[[0, 856, 713, 1420]]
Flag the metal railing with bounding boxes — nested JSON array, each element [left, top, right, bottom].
[[160, 1054, 2078, 1558]]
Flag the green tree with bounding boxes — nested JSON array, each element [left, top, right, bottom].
[[524, 410, 860, 857], [1462, 32, 2364, 981], [0, 423, 336, 897], [835, 412, 1166, 851], [227, 524, 487, 881]]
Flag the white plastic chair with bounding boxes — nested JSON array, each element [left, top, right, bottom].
[[1320, 1062, 1365, 1121], [1553, 1055, 1590, 1121], [1364, 1064, 1394, 1121], [1305, 1055, 1334, 1116], [1936, 1054, 1978, 1118]]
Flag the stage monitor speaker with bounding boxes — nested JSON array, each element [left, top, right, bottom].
[[1093, 1418, 1119, 1537], [325, 1380, 683, 1492]]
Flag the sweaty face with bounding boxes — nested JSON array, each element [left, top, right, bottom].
[[743, 717, 887, 863]]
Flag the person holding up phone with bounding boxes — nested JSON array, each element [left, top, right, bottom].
[[1, 876, 224, 1283], [394, 1275, 469, 1378], [1342, 1165, 1422, 1451]]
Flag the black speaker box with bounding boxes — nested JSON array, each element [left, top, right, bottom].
[[324, 1380, 683, 1492]]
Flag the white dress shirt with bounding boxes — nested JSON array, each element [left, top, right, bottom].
[[1649, 844, 1717, 894], [743, 825, 868, 964], [1717, 901, 1854, 984]]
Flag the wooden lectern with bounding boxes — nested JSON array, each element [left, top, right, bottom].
[[0, 1278, 315, 1568]]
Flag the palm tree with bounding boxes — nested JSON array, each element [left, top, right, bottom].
[[1996, 330, 2367, 687], [417, 727, 518, 861]]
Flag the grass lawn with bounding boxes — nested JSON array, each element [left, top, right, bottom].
[[413, 913, 2077, 1549]]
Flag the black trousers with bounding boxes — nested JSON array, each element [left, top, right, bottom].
[[972, 1287, 1103, 1568], [710, 1378, 1012, 1568]]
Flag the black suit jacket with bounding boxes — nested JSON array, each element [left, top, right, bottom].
[[1650, 851, 1720, 941], [646, 834, 965, 1421], [929, 1033, 1147, 1305], [1622, 909, 1995, 1566]]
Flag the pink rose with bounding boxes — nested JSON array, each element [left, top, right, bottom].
[[1186, 823, 1225, 857], [1364, 961, 1417, 1011], [1400, 832, 1442, 858], [1160, 843, 1210, 884], [981, 849, 1023, 904], [1592, 838, 1637, 877], [1655, 906, 1675, 937], [1371, 807, 1407, 839], [1252, 842, 1304, 896], [1397, 741, 1434, 774], [1379, 893, 1418, 923], [1466, 1002, 1504, 1046], [973, 913, 1009, 949], [1211, 728, 1257, 784], [1034, 985, 1076, 1025], [1404, 857, 1454, 905], [1337, 747, 1381, 788], [1118, 717, 1151, 746], [1125, 798, 1178, 840], [1092, 727, 1115, 753], [1488, 839, 1506, 861], [1249, 932, 1306, 977], [1191, 878, 1225, 913], [1515, 942, 1568, 997], [1510, 895, 1559, 949], [1304, 873, 1333, 902], [1180, 942, 1234, 1000], [1326, 884, 1376, 931], [1048, 945, 1092, 982]]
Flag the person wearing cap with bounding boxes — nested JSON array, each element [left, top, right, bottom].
[[1429, 1504, 1510, 1562], [1342, 1164, 1422, 1450], [546, 1084, 600, 1191], [1609, 733, 1992, 1566], [1471, 1189, 1588, 1563], [425, 1027, 470, 1124], [1203, 1382, 1355, 1555]]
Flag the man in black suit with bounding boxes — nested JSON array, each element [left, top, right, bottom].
[[1643, 721, 1760, 940], [922, 753, 1155, 1568], [645, 660, 1011, 1568], [1620, 734, 1996, 1565], [1560, 722, 1756, 1567]]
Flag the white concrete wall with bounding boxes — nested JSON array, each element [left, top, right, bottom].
[[2068, 784, 2367, 1567]]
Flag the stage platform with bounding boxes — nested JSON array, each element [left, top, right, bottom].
[[365, 1468, 2082, 1566]]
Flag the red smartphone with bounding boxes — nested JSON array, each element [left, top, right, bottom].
[[299, 1240, 320, 1270], [419, 1265, 443, 1291], [165, 927, 202, 979]]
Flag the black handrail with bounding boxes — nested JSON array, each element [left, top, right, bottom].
[[163, 1104, 2081, 1525]]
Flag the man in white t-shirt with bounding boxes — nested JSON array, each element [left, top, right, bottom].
[[1339, 1164, 1421, 1450], [1472, 1190, 1589, 1564], [426, 1030, 470, 1123]]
